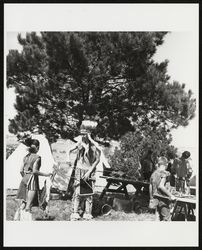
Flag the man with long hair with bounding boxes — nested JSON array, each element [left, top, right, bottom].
[[67, 121, 101, 221]]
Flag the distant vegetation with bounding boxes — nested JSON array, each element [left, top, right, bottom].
[[6, 144, 18, 159]]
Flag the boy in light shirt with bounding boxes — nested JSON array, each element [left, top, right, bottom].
[[149, 156, 176, 221]]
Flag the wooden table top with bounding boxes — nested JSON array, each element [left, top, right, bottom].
[[100, 176, 149, 185], [154, 194, 196, 204], [175, 196, 196, 204]]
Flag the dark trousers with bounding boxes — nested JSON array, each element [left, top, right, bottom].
[[157, 198, 171, 221]]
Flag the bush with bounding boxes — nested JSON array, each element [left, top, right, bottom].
[[6, 144, 18, 159], [109, 132, 142, 179], [109, 129, 178, 179]]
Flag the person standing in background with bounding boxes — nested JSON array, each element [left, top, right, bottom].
[[140, 149, 154, 182], [167, 159, 176, 187], [172, 151, 193, 194]]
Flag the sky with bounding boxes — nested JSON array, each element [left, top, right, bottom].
[[5, 32, 198, 164]]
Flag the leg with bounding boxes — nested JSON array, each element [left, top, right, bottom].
[[25, 190, 37, 211], [72, 185, 81, 214], [155, 208, 160, 221], [83, 196, 93, 220], [70, 184, 82, 221], [158, 200, 171, 221], [20, 200, 26, 210]]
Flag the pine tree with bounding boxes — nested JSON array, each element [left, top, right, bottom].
[[7, 32, 196, 143]]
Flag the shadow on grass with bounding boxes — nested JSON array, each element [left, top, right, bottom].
[[35, 215, 55, 221]]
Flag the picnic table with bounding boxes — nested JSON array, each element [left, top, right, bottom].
[[171, 195, 196, 221], [154, 193, 196, 221], [99, 176, 149, 200]]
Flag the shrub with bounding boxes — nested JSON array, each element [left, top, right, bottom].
[[6, 144, 18, 159], [109, 129, 177, 179]]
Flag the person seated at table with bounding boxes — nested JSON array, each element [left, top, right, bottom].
[[172, 151, 193, 194], [149, 156, 176, 221]]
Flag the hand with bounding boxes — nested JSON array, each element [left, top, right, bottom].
[[83, 171, 91, 181], [87, 133, 92, 140], [170, 195, 176, 201], [54, 161, 58, 167], [66, 161, 71, 166], [47, 173, 53, 177]]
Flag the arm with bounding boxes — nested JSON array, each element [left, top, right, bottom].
[[66, 143, 80, 163], [149, 183, 153, 200], [158, 177, 174, 199], [87, 133, 112, 168], [32, 157, 52, 177], [186, 160, 193, 179], [83, 148, 101, 181], [90, 148, 101, 173], [20, 162, 24, 177]]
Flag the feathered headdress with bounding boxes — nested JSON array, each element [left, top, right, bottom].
[[80, 120, 98, 134]]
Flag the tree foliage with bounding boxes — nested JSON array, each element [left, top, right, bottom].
[[7, 32, 196, 142], [109, 127, 178, 178]]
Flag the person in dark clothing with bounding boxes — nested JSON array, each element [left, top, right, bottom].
[[172, 151, 193, 193], [140, 149, 154, 182], [167, 160, 176, 187]]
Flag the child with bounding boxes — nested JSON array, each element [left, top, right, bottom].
[[149, 156, 176, 221]]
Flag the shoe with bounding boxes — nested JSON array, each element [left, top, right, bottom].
[[70, 213, 81, 221], [21, 210, 32, 221], [83, 213, 93, 220]]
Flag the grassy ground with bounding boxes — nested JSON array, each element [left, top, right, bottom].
[[6, 192, 156, 221]]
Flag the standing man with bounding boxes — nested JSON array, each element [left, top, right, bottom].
[[140, 149, 154, 182], [66, 121, 101, 221], [172, 151, 193, 194]]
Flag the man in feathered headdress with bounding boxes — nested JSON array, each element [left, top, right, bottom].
[[66, 120, 103, 220]]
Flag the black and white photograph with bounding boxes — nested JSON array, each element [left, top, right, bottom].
[[4, 3, 199, 247]]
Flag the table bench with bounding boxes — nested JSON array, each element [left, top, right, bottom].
[[99, 176, 149, 200]]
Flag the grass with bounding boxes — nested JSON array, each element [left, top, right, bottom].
[[6, 191, 156, 221]]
